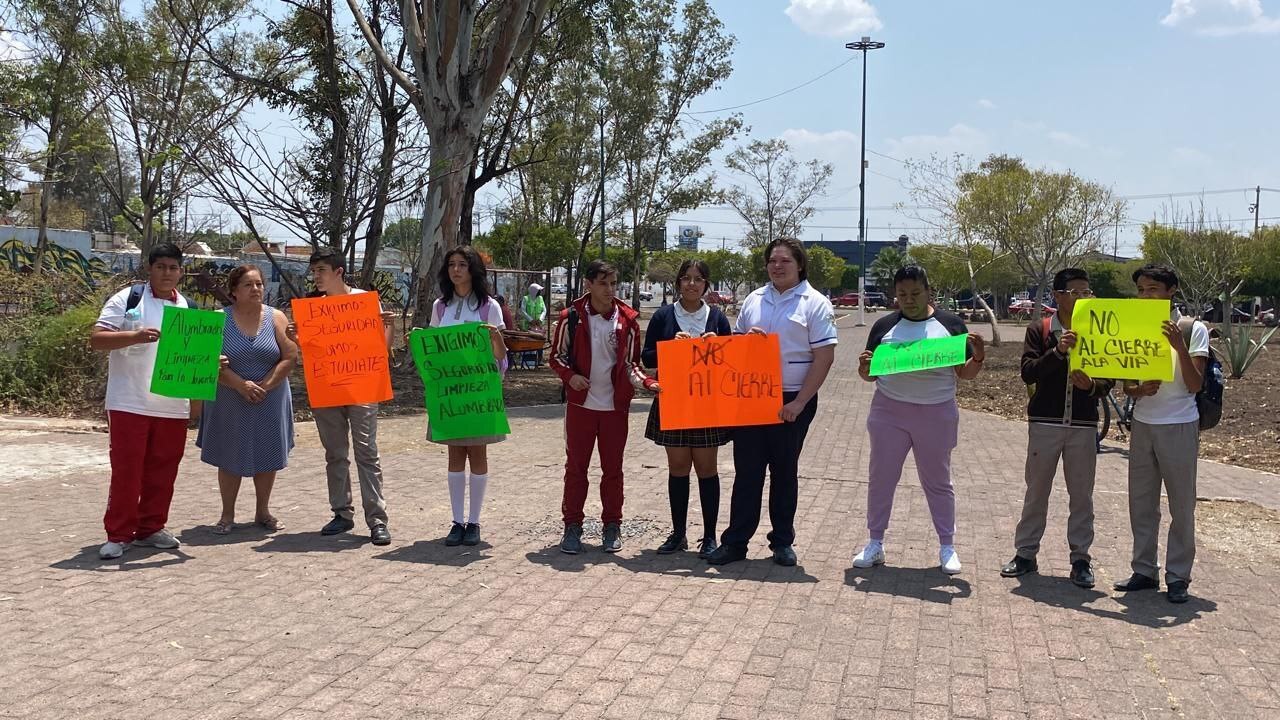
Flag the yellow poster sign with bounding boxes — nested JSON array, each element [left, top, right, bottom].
[[1069, 299, 1173, 382]]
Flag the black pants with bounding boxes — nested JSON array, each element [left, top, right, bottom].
[[722, 392, 818, 551]]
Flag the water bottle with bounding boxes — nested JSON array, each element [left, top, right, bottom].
[[120, 307, 143, 356]]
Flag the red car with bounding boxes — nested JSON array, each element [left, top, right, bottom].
[[706, 290, 734, 305], [833, 292, 860, 307], [1008, 299, 1056, 318]]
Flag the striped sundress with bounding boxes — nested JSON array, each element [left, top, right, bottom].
[[197, 306, 294, 476]]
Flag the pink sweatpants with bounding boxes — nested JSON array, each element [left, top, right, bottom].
[[865, 391, 959, 545]]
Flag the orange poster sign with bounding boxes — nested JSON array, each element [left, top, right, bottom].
[[657, 333, 783, 431], [291, 292, 393, 408]]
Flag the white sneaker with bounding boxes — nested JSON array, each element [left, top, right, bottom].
[[940, 545, 962, 575], [134, 529, 181, 549], [852, 541, 885, 568], [99, 541, 129, 559]]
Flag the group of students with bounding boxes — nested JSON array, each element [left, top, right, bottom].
[[87, 240, 1206, 604]]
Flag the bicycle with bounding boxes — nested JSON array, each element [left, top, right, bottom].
[[1097, 386, 1135, 448]]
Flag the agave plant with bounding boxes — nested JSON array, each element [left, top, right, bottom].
[[1216, 322, 1279, 379]]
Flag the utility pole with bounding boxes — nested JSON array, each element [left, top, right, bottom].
[[1251, 185, 1261, 236], [846, 36, 886, 328]]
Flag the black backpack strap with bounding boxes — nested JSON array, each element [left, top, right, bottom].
[[125, 283, 145, 311], [565, 306, 579, 374]]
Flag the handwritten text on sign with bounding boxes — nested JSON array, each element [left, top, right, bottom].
[[292, 292, 393, 408], [869, 334, 969, 376], [1069, 298, 1173, 382], [657, 333, 783, 430], [149, 305, 225, 401], [410, 323, 509, 442]]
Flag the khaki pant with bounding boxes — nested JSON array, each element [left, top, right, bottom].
[[314, 404, 388, 528], [1013, 423, 1097, 564], [1128, 419, 1199, 585]]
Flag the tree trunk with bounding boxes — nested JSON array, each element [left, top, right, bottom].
[[413, 135, 475, 327], [359, 109, 401, 289], [460, 172, 478, 247]]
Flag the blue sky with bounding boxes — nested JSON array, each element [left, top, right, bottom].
[[671, 0, 1280, 255]]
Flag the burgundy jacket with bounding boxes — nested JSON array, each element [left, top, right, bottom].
[[549, 295, 655, 411]]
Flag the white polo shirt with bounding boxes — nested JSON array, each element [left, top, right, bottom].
[[735, 280, 838, 392], [1133, 309, 1210, 425], [95, 283, 190, 419]]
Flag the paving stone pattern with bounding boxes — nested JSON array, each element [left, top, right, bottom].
[[2, 325, 1278, 719]]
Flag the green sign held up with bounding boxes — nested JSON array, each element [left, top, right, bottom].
[[150, 305, 226, 401], [410, 323, 510, 442], [870, 334, 969, 376]]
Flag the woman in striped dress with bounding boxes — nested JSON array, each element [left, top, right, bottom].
[[641, 258, 733, 558], [197, 265, 297, 534]]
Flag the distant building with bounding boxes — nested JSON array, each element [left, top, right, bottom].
[[803, 235, 910, 289]]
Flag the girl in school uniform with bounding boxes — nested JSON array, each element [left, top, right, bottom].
[[641, 259, 733, 558], [427, 246, 508, 547]]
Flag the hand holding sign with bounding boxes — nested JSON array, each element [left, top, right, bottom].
[[149, 306, 226, 401], [291, 292, 394, 408], [410, 323, 510, 442], [657, 333, 783, 430], [869, 334, 969, 376], [1069, 299, 1173, 382]]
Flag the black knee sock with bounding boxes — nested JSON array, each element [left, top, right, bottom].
[[698, 474, 720, 540], [668, 474, 690, 535]]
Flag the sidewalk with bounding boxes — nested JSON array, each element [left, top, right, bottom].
[[1, 324, 1278, 720]]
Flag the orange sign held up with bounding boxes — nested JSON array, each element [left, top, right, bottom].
[[657, 333, 783, 430], [291, 292, 393, 408]]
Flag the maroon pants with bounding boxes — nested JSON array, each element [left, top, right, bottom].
[[562, 404, 628, 526], [104, 410, 188, 542]]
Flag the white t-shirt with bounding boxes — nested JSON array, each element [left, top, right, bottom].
[[583, 310, 619, 411], [1133, 310, 1210, 425], [95, 284, 191, 419], [866, 310, 970, 406], [429, 294, 505, 330], [734, 280, 839, 392], [673, 300, 710, 336]]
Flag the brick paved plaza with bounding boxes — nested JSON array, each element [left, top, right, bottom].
[[2, 325, 1278, 720]]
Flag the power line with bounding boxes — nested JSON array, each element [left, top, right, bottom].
[[685, 57, 857, 115]]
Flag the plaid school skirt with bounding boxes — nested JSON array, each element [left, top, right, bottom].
[[644, 398, 731, 448]]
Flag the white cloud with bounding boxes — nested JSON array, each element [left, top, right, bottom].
[[884, 124, 988, 161], [779, 128, 860, 163], [1047, 130, 1090, 149], [976, 98, 997, 110], [1160, 0, 1280, 35], [785, 0, 882, 38]]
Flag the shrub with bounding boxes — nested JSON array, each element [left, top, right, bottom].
[[0, 302, 107, 412]]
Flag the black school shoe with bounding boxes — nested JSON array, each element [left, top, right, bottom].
[[1069, 560, 1096, 588], [1166, 580, 1190, 604], [1113, 573, 1159, 592], [370, 524, 391, 546], [772, 546, 797, 567], [705, 545, 746, 566], [462, 523, 481, 546], [657, 532, 688, 554], [601, 523, 623, 553], [697, 537, 718, 559], [445, 522, 465, 546], [1000, 556, 1038, 578], [321, 515, 355, 536]]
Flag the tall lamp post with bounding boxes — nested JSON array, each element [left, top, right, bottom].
[[845, 35, 885, 328]]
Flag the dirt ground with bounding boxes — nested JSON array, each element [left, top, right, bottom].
[[955, 324, 1280, 474]]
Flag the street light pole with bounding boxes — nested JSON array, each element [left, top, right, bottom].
[[846, 36, 885, 328]]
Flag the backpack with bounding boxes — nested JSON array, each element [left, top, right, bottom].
[[1025, 317, 1054, 399], [1178, 317, 1223, 431], [558, 306, 580, 403], [433, 297, 507, 374], [125, 283, 190, 311]]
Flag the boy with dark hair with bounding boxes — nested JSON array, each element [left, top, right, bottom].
[[551, 259, 656, 554], [294, 248, 394, 545], [1002, 268, 1112, 587], [1114, 263, 1209, 603], [89, 243, 192, 559]]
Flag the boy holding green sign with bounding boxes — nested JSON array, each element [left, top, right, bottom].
[[1114, 264, 1209, 604], [88, 243, 193, 560]]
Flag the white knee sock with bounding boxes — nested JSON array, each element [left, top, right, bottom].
[[447, 471, 465, 524], [468, 473, 489, 525]]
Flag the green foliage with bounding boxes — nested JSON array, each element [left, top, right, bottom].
[[0, 302, 106, 411], [805, 246, 845, 292], [1240, 227, 1280, 298], [476, 222, 579, 273], [868, 246, 916, 289], [1217, 323, 1279, 379], [840, 264, 861, 292], [1140, 217, 1250, 313], [1080, 258, 1143, 299]]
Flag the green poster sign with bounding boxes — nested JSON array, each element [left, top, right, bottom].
[[410, 323, 510, 442], [869, 334, 969, 376], [149, 305, 226, 401]]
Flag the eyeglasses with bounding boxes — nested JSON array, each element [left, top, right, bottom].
[[1058, 289, 1094, 298], [678, 276, 706, 284]]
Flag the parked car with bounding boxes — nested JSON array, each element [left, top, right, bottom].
[[551, 283, 568, 294], [1008, 299, 1056, 318], [705, 290, 734, 305], [862, 291, 888, 307], [638, 290, 653, 302], [833, 292, 860, 307]]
